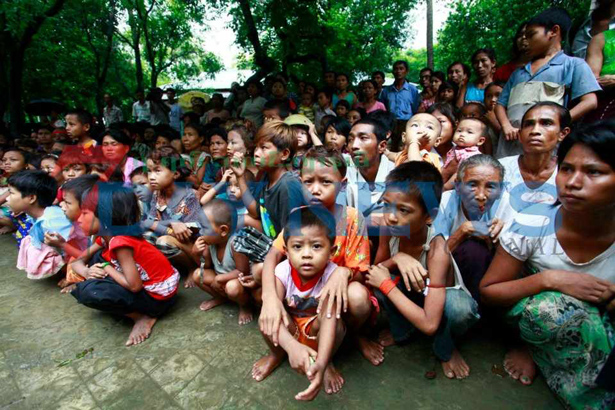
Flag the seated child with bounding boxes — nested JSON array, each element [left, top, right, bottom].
[[346, 107, 366, 126], [369, 161, 479, 379], [386, 113, 443, 170], [46, 174, 100, 288], [441, 117, 489, 189], [437, 81, 458, 105], [130, 167, 152, 215], [0, 149, 31, 237], [40, 154, 58, 175], [196, 127, 227, 192], [252, 205, 346, 402], [262, 146, 379, 369], [315, 90, 336, 134], [181, 123, 210, 188], [284, 114, 323, 170], [298, 92, 316, 123], [143, 146, 202, 274], [191, 199, 253, 325], [263, 100, 290, 122], [54, 149, 90, 204], [70, 183, 179, 347], [460, 101, 487, 120], [483, 82, 505, 134], [323, 117, 351, 154], [7, 171, 81, 279]]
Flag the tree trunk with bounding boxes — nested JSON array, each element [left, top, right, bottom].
[[426, 0, 434, 69], [127, 9, 144, 92], [238, 0, 276, 82], [9, 49, 25, 136]]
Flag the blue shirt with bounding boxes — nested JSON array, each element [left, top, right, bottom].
[[381, 81, 421, 120]]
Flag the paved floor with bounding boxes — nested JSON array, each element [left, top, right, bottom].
[[0, 235, 562, 409]]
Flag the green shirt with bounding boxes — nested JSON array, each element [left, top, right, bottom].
[[602, 30, 615, 75]]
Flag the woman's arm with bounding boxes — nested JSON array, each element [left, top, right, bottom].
[[456, 81, 468, 108], [103, 247, 143, 293], [586, 32, 605, 77]]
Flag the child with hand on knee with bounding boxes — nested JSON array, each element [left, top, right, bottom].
[[191, 199, 254, 325], [252, 206, 345, 402]]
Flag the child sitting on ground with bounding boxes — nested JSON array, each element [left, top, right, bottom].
[[191, 199, 253, 324], [69, 183, 179, 347], [323, 117, 351, 154], [46, 174, 100, 289], [441, 117, 489, 189], [7, 171, 81, 280], [54, 149, 90, 204], [368, 161, 479, 380], [129, 167, 152, 215], [385, 113, 443, 170], [252, 205, 346, 402], [0, 149, 31, 237]]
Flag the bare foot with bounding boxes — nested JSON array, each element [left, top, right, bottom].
[[125, 315, 157, 347], [238, 305, 253, 325], [199, 297, 226, 311], [504, 346, 536, 386], [60, 284, 77, 294], [378, 329, 395, 347], [252, 353, 284, 381], [323, 363, 344, 394], [356, 335, 384, 366], [185, 275, 196, 288], [57, 278, 71, 288], [441, 349, 470, 379]]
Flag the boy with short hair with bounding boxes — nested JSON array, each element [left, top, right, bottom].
[[368, 161, 479, 380], [65, 109, 96, 151], [495, 7, 601, 158], [252, 205, 346, 401], [37, 124, 55, 153]]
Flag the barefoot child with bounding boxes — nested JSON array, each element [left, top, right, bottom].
[[191, 199, 254, 325], [7, 171, 80, 280], [252, 206, 346, 401], [369, 162, 479, 379], [263, 147, 379, 374], [70, 183, 180, 346]]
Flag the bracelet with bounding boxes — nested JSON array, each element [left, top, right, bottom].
[[379, 279, 397, 296], [166, 227, 174, 235], [427, 283, 446, 288], [100, 262, 110, 268]]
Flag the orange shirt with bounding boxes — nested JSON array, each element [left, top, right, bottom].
[[272, 206, 370, 275], [395, 147, 442, 171]]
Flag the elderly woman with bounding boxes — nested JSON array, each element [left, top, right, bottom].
[[499, 102, 571, 212], [480, 121, 615, 409]]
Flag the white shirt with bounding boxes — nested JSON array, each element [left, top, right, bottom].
[[132, 101, 151, 123], [344, 154, 395, 214], [500, 205, 615, 283]]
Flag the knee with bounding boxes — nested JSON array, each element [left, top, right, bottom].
[[347, 282, 371, 314], [445, 291, 479, 328], [225, 279, 242, 298], [156, 235, 178, 247]]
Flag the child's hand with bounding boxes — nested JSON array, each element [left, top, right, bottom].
[[366, 264, 391, 289], [229, 152, 246, 178], [502, 124, 519, 141], [288, 342, 317, 376], [44, 232, 66, 248], [317, 267, 352, 319], [393, 253, 428, 292], [169, 222, 191, 242], [221, 168, 234, 182], [194, 236, 208, 253], [86, 264, 108, 279], [296, 360, 325, 401], [238, 272, 257, 288], [489, 218, 504, 243]]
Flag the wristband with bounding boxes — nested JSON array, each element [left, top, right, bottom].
[[100, 262, 110, 268], [379, 279, 397, 296], [166, 227, 174, 235]]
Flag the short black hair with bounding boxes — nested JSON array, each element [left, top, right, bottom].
[[372, 70, 385, 80], [348, 107, 367, 119], [384, 161, 443, 215], [557, 120, 615, 170], [447, 61, 471, 77], [263, 100, 290, 119], [431, 71, 446, 83], [471, 48, 496, 64], [148, 146, 191, 181], [205, 127, 228, 143], [367, 110, 396, 135], [8, 170, 58, 208], [522, 101, 571, 130], [420, 67, 433, 76], [393, 60, 409, 71], [65, 108, 93, 127], [184, 122, 204, 137], [283, 205, 336, 245], [317, 89, 333, 101], [5, 149, 31, 166], [301, 146, 347, 178], [82, 183, 142, 236], [485, 81, 506, 94], [103, 128, 132, 147], [352, 117, 388, 143], [427, 102, 458, 125], [202, 198, 238, 233], [527, 7, 571, 39], [335, 100, 351, 111], [63, 174, 100, 206], [324, 116, 351, 138], [37, 124, 55, 133], [129, 166, 147, 180]]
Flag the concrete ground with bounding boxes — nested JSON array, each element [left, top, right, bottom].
[[0, 235, 562, 409]]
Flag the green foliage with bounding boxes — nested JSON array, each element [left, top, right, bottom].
[[437, 0, 592, 67], [225, 0, 419, 84]]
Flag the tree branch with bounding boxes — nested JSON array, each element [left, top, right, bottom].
[[17, 0, 66, 54]]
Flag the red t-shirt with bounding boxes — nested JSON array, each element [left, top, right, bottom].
[[107, 236, 179, 300]]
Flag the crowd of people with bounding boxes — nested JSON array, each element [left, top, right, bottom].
[[1, 5, 615, 408]]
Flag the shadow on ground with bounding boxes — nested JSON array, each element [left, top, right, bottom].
[[0, 235, 561, 409]]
